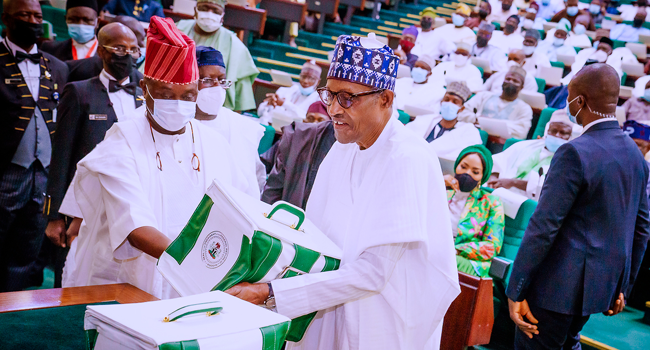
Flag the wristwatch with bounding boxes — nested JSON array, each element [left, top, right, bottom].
[[264, 282, 276, 312]]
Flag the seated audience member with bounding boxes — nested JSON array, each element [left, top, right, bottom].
[[466, 1, 491, 29], [394, 55, 446, 113], [444, 145, 505, 278], [102, 0, 164, 22], [565, 12, 595, 48], [488, 0, 519, 23], [490, 15, 525, 52], [40, 0, 99, 62], [305, 101, 330, 123], [520, 5, 541, 31], [588, 0, 606, 25], [407, 82, 483, 160], [412, 7, 456, 60], [561, 36, 635, 84], [257, 61, 321, 125], [633, 74, 650, 99], [522, 29, 552, 77], [538, 0, 566, 20], [611, 8, 650, 42], [194, 46, 266, 190], [537, 19, 578, 61], [471, 22, 509, 72], [459, 66, 534, 139], [482, 49, 540, 93], [487, 113, 574, 198], [624, 121, 650, 170], [394, 26, 419, 69], [514, 0, 534, 10], [260, 119, 336, 209], [623, 80, 650, 121], [177, 0, 259, 111], [551, 0, 596, 30], [619, 0, 650, 21], [433, 4, 478, 44], [433, 42, 484, 92]]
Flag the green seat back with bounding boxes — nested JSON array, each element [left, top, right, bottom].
[[621, 71, 627, 85], [622, 20, 650, 29], [491, 21, 501, 31], [479, 129, 489, 146], [532, 107, 557, 139], [535, 77, 546, 93], [258, 124, 276, 155], [41, 5, 69, 41], [550, 61, 565, 69], [503, 138, 524, 151], [398, 110, 411, 125], [612, 39, 627, 49]]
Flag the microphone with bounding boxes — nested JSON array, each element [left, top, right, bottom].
[[533, 167, 545, 199]]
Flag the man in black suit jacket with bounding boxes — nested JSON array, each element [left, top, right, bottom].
[[42, 23, 143, 285], [0, 0, 68, 292], [506, 63, 650, 349], [39, 0, 99, 62]]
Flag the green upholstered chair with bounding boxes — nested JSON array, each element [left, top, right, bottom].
[[532, 107, 558, 139], [612, 39, 627, 50], [258, 124, 276, 155], [503, 138, 524, 151], [550, 61, 565, 69], [41, 5, 69, 41], [535, 77, 546, 93], [479, 129, 489, 146], [398, 110, 411, 125], [492, 21, 501, 31], [477, 66, 484, 78]]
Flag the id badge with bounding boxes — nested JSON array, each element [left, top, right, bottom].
[[89, 114, 107, 121]]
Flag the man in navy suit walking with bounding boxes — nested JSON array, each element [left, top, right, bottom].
[[506, 63, 650, 349]]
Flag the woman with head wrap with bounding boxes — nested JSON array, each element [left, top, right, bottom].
[[444, 145, 505, 277]]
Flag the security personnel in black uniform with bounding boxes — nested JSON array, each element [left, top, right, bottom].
[[0, 0, 69, 292]]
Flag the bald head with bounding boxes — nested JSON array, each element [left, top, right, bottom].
[[98, 22, 137, 47], [97, 23, 139, 81], [508, 49, 526, 66], [567, 63, 619, 124], [114, 15, 146, 48]]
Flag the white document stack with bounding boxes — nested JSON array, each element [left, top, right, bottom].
[[84, 291, 291, 350], [156, 179, 342, 342]]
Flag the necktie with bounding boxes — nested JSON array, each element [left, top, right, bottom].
[[109, 80, 138, 95], [15, 51, 42, 64]]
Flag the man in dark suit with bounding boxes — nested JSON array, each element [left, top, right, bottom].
[[506, 63, 650, 349], [0, 0, 68, 292], [42, 22, 143, 285], [39, 0, 99, 62]]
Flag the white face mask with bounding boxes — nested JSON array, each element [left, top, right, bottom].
[[196, 86, 226, 115], [146, 85, 197, 132], [507, 60, 521, 67], [523, 44, 536, 56], [553, 37, 565, 47], [523, 18, 534, 29], [196, 10, 223, 33], [452, 53, 469, 67], [589, 49, 608, 63]]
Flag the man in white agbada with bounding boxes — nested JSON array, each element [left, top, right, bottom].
[[487, 0, 519, 23], [394, 55, 447, 114], [224, 34, 460, 350], [489, 15, 525, 53], [611, 8, 650, 42], [62, 17, 259, 299], [537, 0, 566, 20], [560, 36, 635, 85], [618, 1, 650, 21], [472, 22, 509, 72], [257, 60, 321, 125], [521, 29, 551, 78], [432, 42, 484, 92], [482, 49, 541, 94], [432, 5, 477, 45], [459, 65, 534, 139], [563, 12, 594, 48], [194, 46, 266, 191], [487, 113, 575, 199], [537, 19, 578, 61], [407, 81, 482, 160], [412, 7, 457, 60]]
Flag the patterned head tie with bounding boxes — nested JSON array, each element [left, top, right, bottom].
[[327, 33, 400, 91]]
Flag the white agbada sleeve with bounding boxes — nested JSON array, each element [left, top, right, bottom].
[[59, 172, 83, 219]]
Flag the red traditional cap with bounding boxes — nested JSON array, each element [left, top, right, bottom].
[[145, 16, 199, 85]]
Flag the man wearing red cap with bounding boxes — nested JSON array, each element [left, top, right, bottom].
[[62, 17, 259, 299]]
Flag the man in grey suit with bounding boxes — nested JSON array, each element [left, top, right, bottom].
[[506, 63, 650, 349]]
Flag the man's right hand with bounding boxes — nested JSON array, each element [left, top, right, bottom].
[[508, 298, 539, 339], [66, 217, 83, 247], [45, 219, 67, 248]]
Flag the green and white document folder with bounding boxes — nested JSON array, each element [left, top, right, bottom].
[[157, 179, 342, 342], [84, 291, 291, 350]]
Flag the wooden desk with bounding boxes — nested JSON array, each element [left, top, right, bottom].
[[259, 0, 307, 44], [307, 0, 340, 34], [441, 272, 494, 350]]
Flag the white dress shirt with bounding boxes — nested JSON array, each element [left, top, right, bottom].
[[581, 117, 617, 133], [72, 37, 98, 60], [99, 70, 137, 120], [4, 38, 40, 99]]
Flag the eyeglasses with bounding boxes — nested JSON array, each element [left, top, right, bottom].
[[317, 87, 384, 109], [198, 77, 233, 89], [102, 45, 141, 58]]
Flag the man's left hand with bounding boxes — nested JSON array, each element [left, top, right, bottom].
[[604, 293, 625, 316], [508, 298, 539, 339], [487, 178, 515, 189], [225, 282, 270, 305]]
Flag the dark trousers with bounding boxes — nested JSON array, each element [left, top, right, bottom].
[[515, 302, 591, 350], [0, 162, 48, 292]]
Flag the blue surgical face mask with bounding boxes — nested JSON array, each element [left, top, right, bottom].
[[411, 67, 429, 83], [643, 88, 650, 102], [553, 37, 565, 47], [67, 23, 96, 44], [298, 83, 316, 96], [592, 40, 599, 48], [545, 135, 568, 152], [566, 95, 582, 125], [452, 13, 466, 26], [542, 0, 551, 5], [567, 6, 579, 16], [440, 101, 461, 120], [574, 24, 586, 35], [589, 4, 601, 15]]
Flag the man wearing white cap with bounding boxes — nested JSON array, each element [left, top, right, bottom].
[[487, 113, 575, 199], [225, 33, 460, 350], [471, 22, 509, 72], [432, 42, 484, 92], [482, 49, 540, 94], [521, 29, 551, 78], [537, 18, 577, 61], [394, 55, 447, 114]]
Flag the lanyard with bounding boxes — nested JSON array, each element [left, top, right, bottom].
[[71, 39, 98, 60]]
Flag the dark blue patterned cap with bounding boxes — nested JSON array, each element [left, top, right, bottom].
[[196, 46, 225, 68], [327, 34, 400, 91], [624, 120, 650, 141]]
